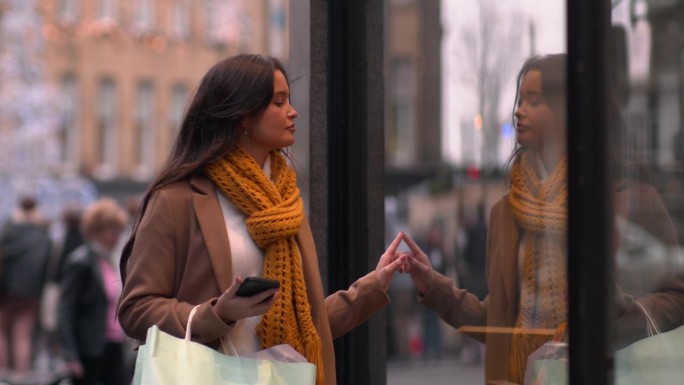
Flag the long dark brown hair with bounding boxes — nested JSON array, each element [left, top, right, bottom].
[[119, 54, 288, 283]]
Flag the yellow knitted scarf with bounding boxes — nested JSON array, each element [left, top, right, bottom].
[[206, 147, 324, 385], [508, 150, 568, 383]]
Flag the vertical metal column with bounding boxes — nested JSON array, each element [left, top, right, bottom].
[[567, 0, 614, 384], [327, 1, 386, 384]]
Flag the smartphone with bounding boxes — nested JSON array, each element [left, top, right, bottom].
[[235, 277, 280, 297]]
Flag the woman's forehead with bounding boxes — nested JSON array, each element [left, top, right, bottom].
[[274, 70, 289, 93], [520, 69, 543, 93]]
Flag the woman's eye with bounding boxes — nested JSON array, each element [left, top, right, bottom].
[[274, 100, 285, 106]]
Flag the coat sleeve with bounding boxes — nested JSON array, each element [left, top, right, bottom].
[[418, 272, 489, 342], [614, 184, 684, 348], [615, 275, 684, 348], [418, 200, 504, 343], [117, 188, 233, 343], [325, 271, 390, 338]]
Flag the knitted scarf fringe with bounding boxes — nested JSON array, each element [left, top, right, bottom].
[[206, 147, 324, 385]]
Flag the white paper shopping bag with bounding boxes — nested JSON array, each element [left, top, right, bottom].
[[133, 306, 316, 385]]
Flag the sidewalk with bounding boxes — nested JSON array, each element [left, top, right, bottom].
[[387, 358, 484, 385]]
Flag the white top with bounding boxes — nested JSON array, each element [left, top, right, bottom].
[[215, 156, 272, 354]]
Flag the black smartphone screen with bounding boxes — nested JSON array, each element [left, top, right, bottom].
[[235, 277, 280, 297]]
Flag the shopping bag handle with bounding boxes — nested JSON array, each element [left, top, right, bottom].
[[185, 305, 201, 341], [184, 304, 239, 356], [634, 301, 661, 336]]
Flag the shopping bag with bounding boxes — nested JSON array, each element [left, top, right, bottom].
[[133, 306, 316, 385], [523, 341, 568, 385], [615, 302, 684, 385]]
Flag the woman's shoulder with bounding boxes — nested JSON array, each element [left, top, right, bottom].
[[483, 194, 519, 235], [490, 194, 512, 214], [152, 174, 214, 203]]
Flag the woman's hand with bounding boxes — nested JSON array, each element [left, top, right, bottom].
[[213, 277, 279, 323], [375, 232, 410, 292], [402, 232, 435, 294]]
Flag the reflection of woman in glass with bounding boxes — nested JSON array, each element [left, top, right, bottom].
[[117, 54, 407, 385], [402, 54, 684, 384]]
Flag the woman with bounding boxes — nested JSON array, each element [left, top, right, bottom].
[[402, 54, 684, 384], [59, 198, 130, 385], [117, 54, 406, 385]]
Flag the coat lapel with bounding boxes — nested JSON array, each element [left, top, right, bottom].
[[190, 175, 233, 293]]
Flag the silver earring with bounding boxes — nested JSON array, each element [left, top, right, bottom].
[[243, 130, 247, 135]]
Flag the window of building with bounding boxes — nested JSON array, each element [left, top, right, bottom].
[[59, 74, 79, 167], [204, 0, 239, 46], [134, 0, 155, 32], [387, 57, 417, 167], [134, 81, 155, 180], [171, 0, 190, 40], [97, 0, 117, 21], [57, 0, 80, 23], [268, 0, 286, 57], [96, 79, 118, 178], [170, 84, 188, 142], [204, 0, 216, 42]]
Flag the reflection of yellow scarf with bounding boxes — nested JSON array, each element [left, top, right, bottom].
[[508, 150, 568, 383], [206, 147, 324, 385]]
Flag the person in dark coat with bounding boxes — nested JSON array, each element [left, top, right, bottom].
[[57, 206, 85, 281], [457, 202, 488, 365], [58, 198, 129, 385], [0, 196, 52, 377]]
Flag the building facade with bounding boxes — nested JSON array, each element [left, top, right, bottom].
[[39, 0, 288, 184]]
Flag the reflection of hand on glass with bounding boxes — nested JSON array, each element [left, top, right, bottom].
[[400, 232, 435, 295], [374, 232, 410, 292]]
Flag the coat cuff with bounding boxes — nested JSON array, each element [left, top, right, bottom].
[[417, 271, 451, 308], [190, 299, 236, 343]]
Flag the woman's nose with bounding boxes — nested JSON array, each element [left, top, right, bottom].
[[514, 106, 524, 120], [289, 106, 298, 119]]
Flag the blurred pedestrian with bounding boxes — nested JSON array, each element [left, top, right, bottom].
[[58, 198, 129, 385], [421, 222, 445, 362], [56, 206, 85, 280], [0, 196, 52, 379], [457, 203, 488, 365]]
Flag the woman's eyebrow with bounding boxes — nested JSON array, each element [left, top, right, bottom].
[[273, 91, 289, 97], [519, 90, 543, 98]]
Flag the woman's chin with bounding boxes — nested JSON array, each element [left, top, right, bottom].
[[516, 137, 539, 150], [280, 136, 295, 148]]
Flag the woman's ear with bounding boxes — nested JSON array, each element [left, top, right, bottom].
[[240, 119, 248, 135]]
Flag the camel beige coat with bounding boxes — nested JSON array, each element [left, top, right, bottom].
[[118, 175, 390, 385], [420, 185, 684, 385]]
